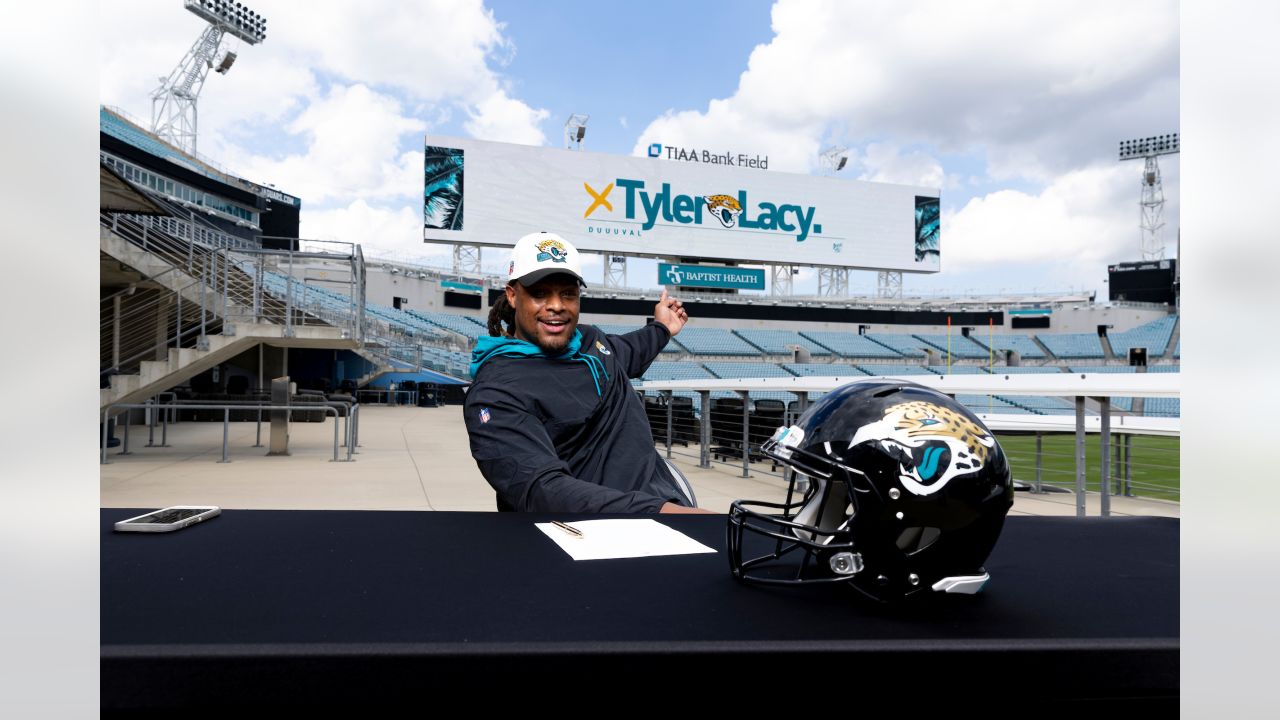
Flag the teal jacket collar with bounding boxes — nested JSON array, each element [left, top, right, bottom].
[[469, 330, 611, 395]]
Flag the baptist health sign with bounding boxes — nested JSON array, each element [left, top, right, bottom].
[[659, 263, 765, 290], [423, 135, 940, 273]]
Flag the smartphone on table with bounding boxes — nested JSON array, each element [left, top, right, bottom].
[[113, 506, 221, 533]]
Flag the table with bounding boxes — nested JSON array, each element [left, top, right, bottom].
[[102, 509, 1178, 708]]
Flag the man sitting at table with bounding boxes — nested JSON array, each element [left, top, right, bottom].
[[464, 232, 712, 514]]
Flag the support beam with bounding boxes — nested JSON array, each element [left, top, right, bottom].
[[1098, 396, 1111, 517], [877, 270, 903, 299], [1075, 396, 1086, 517]]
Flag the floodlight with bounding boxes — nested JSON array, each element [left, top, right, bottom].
[[185, 0, 267, 45], [1116, 131, 1180, 261], [565, 114, 590, 150], [214, 51, 237, 74], [1118, 132, 1179, 161], [819, 145, 849, 174], [151, 1, 269, 154]]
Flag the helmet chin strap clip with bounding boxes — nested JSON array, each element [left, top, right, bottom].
[[931, 572, 990, 594], [829, 552, 864, 576]]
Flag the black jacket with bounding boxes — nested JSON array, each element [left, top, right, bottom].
[[463, 322, 687, 513]]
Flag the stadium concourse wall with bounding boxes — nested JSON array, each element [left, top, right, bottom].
[[361, 255, 1173, 338]]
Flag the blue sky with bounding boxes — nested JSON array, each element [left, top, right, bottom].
[[99, 0, 1179, 299]]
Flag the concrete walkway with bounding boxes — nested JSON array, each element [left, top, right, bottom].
[[101, 405, 1179, 518]]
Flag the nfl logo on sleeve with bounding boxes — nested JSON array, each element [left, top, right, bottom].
[[479, 408, 491, 424]]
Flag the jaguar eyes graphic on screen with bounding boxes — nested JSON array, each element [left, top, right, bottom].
[[424, 146, 464, 231], [915, 196, 940, 263]]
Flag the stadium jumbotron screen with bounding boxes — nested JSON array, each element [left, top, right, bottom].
[[423, 135, 941, 274]]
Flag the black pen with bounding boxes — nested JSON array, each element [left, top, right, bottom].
[[551, 520, 584, 538]]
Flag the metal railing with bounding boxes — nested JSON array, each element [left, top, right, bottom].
[[641, 373, 1180, 516], [103, 183, 468, 391], [102, 399, 359, 464], [102, 208, 367, 368]]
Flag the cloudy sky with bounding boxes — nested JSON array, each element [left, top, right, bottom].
[[99, 0, 1179, 298]]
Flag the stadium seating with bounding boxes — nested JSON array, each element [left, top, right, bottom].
[[733, 329, 832, 356], [253, 269, 453, 343], [783, 363, 868, 377], [864, 333, 930, 357], [1146, 364, 1180, 373], [913, 334, 991, 360], [669, 327, 761, 356], [999, 395, 1078, 415], [702, 362, 794, 379], [1069, 366, 1136, 374], [407, 309, 487, 341], [1107, 316, 1177, 357], [925, 365, 987, 375], [1108, 397, 1135, 412], [593, 323, 680, 353], [798, 331, 902, 358], [968, 333, 1046, 359], [1144, 397, 1180, 417], [101, 108, 220, 182], [856, 364, 934, 376], [955, 394, 1031, 414], [1036, 333, 1105, 359], [987, 366, 1064, 374], [1173, 340, 1180, 359], [640, 361, 715, 382]]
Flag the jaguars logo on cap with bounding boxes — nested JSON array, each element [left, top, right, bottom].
[[536, 239, 569, 263]]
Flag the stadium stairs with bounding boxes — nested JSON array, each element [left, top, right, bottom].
[[100, 215, 354, 412], [350, 348, 399, 387], [1030, 336, 1055, 361], [1100, 333, 1116, 361], [1163, 316, 1180, 360]]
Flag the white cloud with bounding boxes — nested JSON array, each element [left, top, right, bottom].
[[857, 143, 947, 189], [99, 0, 550, 207], [942, 163, 1143, 280], [632, 0, 1178, 181], [302, 200, 439, 261], [464, 90, 550, 145], [218, 83, 425, 205], [634, 99, 822, 172]]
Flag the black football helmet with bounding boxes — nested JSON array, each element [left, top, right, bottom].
[[727, 379, 1014, 603]]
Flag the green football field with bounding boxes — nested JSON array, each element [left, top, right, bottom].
[[995, 433, 1180, 502]]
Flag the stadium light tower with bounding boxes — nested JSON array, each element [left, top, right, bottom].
[[565, 114, 589, 151], [151, 0, 268, 155], [1118, 133, 1179, 261], [815, 146, 851, 297]]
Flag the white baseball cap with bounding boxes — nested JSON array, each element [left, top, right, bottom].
[[507, 231, 587, 287]]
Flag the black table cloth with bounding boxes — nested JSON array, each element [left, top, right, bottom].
[[101, 509, 1178, 708]]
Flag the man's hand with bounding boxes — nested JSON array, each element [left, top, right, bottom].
[[659, 502, 716, 514], [654, 288, 689, 337]]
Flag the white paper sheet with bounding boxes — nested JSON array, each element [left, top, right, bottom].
[[535, 519, 717, 561]]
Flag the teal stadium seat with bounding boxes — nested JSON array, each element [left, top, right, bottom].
[[913, 334, 990, 360], [594, 324, 681, 353], [1107, 316, 1177, 357], [864, 334, 930, 358], [733, 329, 831, 356], [798, 331, 901, 359], [967, 333, 1046, 359], [670, 328, 761, 356], [1036, 333, 1104, 359], [783, 363, 868, 377]]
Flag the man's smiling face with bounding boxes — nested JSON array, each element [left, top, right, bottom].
[[506, 273, 581, 354]]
